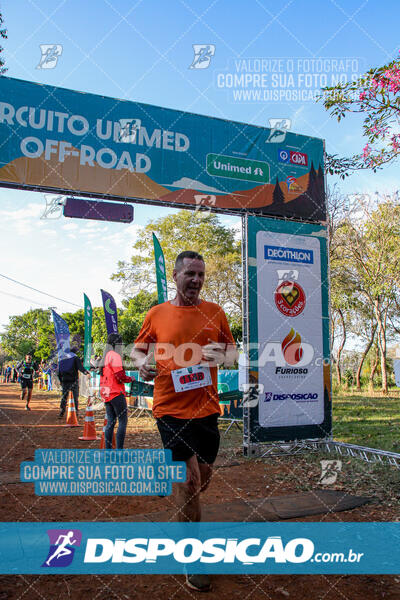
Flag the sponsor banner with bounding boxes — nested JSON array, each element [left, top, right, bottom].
[[51, 310, 70, 359], [152, 233, 168, 303], [0, 77, 325, 221], [100, 289, 118, 335], [83, 294, 92, 369], [0, 522, 398, 574], [393, 359, 400, 387], [246, 216, 331, 442], [257, 230, 324, 427]]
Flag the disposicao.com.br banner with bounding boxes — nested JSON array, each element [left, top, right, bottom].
[[0, 522, 399, 574]]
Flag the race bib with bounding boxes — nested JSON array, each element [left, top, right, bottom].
[[23, 374, 31, 379], [171, 365, 212, 393]]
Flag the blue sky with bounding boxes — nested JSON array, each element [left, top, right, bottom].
[[0, 0, 399, 329]]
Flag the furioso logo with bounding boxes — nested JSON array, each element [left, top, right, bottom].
[[42, 529, 82, 568], [282, 328, 303, 364], [275, 281, 306, 317]]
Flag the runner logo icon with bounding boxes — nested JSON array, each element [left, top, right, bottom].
[[42, 529, 82, 567]]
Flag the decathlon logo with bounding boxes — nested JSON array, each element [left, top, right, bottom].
[[42, 529, 82, 567], [264, 245, 314, 264], [84, 536, 314, 564]]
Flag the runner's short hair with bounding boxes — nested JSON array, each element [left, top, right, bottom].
[[174, 251, 204, 271]]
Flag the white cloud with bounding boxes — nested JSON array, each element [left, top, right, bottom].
[[62, 222, 79, 231]]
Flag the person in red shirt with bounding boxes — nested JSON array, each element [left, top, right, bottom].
[[132, 251, 237, 593], [100, 333, 133, 449]]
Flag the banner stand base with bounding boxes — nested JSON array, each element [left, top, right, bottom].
[[244, 438, 400, 469]]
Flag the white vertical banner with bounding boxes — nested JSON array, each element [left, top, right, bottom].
[[393, 360, 400, 387], [256, 231, 325, 427]]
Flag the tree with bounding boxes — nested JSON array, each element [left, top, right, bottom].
[[1, 309, 54, 361], [62, 310, 85, 352], [319, 53, 400, 177], [0, 12, 7, 75], [112, 210, 242, 316], [334, 200, 400, 392]]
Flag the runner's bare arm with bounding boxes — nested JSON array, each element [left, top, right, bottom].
[[131, 347, 157, 381], [202, 340, 239, 367]]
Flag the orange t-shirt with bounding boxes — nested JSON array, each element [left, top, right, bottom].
[[134, 300, 235, 419], [100, 350, 126, 402]]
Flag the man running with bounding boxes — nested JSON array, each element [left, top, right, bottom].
[[17, 354, 36, 410], [132, 251, 237, 593]]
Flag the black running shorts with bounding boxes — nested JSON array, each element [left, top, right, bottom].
[[156, 413, 220, 464], [20, 380, 33, 389]]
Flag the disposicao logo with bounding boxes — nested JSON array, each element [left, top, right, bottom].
[[83, 535, 315, 565], [42, 529, 82, 567], [264, 245, 314, 264]]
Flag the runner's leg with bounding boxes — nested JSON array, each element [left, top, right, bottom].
[[104, 401, 117, 449], [59, 382, 69, 416], [199, 463, 213, 492], [110, 394, 127, 449], [175, 454, 202, 522], [26, 386, 33, 409]]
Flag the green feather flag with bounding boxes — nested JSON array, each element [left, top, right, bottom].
[[152, 233, 168, 304]]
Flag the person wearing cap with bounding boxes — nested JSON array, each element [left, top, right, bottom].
[[99, 333, 134, 449]]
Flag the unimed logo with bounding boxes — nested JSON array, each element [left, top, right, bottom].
[[83, 536, 315, 565]]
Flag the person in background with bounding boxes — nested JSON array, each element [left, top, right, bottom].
[[17, 354, 36, 410], [58, 348, 90, 418], [100, 333, 134, 449]]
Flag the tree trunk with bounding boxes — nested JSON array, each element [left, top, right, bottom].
[[369, 345, 379, 392], [374, 301, 388, 393], [335, 360, 341, 386], [335, 308, 346, 386], [356, 324, 377, 390]]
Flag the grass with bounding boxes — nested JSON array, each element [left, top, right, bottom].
[[332, 392, 400, 453]]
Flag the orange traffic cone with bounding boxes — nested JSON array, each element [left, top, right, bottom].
[[63, 392, 80, 427], [99, 416, 116, 449], [79, 398, 99, 441]]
